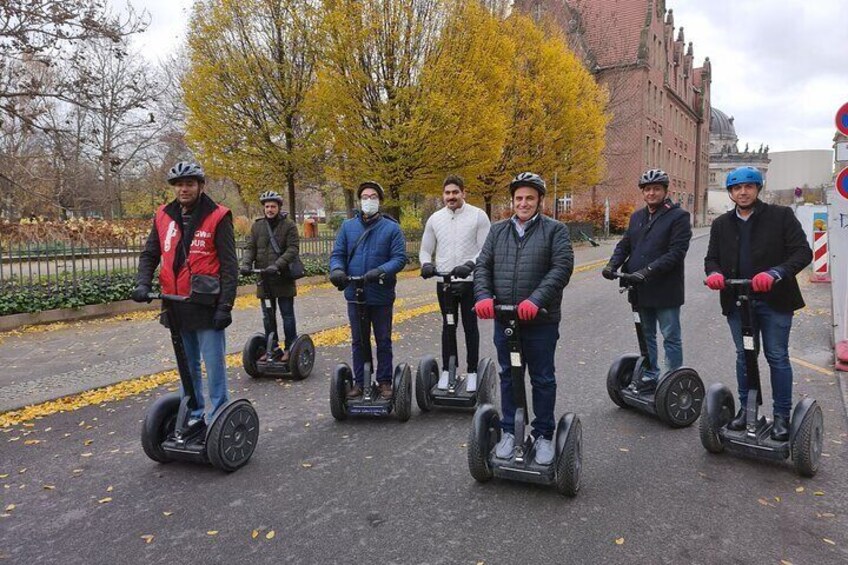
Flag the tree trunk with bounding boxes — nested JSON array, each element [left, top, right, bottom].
[[386, 185, 402, 222], [344, 188, 355, 218], [286, 170, 297, 221], [484, 195, 492, 219]]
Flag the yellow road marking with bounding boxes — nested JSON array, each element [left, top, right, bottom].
[[790, 357, 834, 376]]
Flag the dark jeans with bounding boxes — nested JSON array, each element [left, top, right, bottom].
[[494, 320, 559, 440], [726, 300, 794, 417], [275, 297, 298, 350], [348, 303, 393, 386], [436, 282, 479, 373]]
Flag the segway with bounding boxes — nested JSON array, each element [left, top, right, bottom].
[[141, 293, 259, 472], [329, 275, 412, 421], [416, 271, 497, 411], [699, 279, 824, 477], [242, 269, 315, 380], [606, 272, 704, 427], [467, 304, 582, 496]]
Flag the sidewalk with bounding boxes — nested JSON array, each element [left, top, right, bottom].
[[0, 233, 637, 413]]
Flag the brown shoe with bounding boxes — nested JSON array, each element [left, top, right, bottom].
[[378, 382, 393, 400], [258, 352, 269, 362], [346, 385, 363, 399], [278, 349, 290, 362]]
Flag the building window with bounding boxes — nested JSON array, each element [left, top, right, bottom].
[[558, 192, 573, 215]]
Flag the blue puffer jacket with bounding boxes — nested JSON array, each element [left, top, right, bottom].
[[329, 212, 408, 305]]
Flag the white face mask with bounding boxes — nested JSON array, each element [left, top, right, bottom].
[[361, 198, 380, 216]]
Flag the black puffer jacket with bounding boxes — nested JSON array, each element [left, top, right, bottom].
[[704, 200, 811, 315], [241, 213, 300, 298], [474, 215, 573, 324]]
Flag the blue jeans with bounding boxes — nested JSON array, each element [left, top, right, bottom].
[[639, 306, 683, 380], [347, 303, 393, 386], [276, 297, 298, 350], [726, 301, 794, 417], [494, 321, 559, 440], [179, 328, 229, 420]]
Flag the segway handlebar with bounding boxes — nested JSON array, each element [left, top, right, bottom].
[[726, 279, 752, 286], [494, 304, 549, 316], [147, 292, 190, 302], [612, 272, 644, 284], [434, 270, 474, 278], [345, 274, 386, 285]]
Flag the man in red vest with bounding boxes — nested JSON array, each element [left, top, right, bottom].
[[132, 162, 239, 424]]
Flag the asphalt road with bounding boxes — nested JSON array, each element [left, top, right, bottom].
[[1, 236, 846, 564]]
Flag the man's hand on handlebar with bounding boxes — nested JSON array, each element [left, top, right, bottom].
[[131, 284, 152, 303]]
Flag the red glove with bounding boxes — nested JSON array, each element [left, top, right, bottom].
[[752, 272, 775, 293], [517, 299, 540, 321], [474, 298, 495, 320], [705, 273, 725, 290]]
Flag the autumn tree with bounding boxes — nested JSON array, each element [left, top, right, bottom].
[[476, 13, 608, 216], [310, 0, 512, 218], [183, 0, 322, 216]]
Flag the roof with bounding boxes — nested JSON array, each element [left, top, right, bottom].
[[569, 0, 650, 68], [710, 107, 737, 140]]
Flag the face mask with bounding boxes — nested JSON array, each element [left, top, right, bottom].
[[361, 198, 380, 216]]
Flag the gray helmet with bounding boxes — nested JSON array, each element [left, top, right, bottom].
[[638, 169, 669, 188], [357, 181, 385, 201], [259, 190, 284, 204], [509, 172, 547, 196], [167, 162, 205, 185]]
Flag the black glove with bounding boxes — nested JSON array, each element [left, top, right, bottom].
[[601, 263, 617, 280], [212, 306, 232, 330], [131, 284, 152, 303], [420, 263, 436, 279], [239, 266, 252, 276], [329, 269, 347, 290], [630, 267, 651, 283], [364, 268, 385, 283], [451, 261, 475, 279], [264, 265, 279, 275]]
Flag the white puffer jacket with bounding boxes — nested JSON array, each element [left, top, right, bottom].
[[419, 203, 490, 282]]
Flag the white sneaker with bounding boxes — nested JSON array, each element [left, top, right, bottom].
[[534, 438, 555, 465], [495, 432, 515, 459], [465, 372, 477, 393], [437, 370, 449, 390]]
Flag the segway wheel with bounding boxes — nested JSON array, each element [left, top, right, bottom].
[[330, 364, 351, 421], [792, 401, 824, 477], [289, 335, 315, 380], [555, 416, 582, 497], [141, 392, 181, 463], [606, 355, 639, 408], [468, 404, 500, 483], [242, 333, 266, 378], [393, 363, 413, 422], [415, 356, 438, 412], [475, 358, 498, 406], [206, 399, 259, 472], [655, 368, 704, 428], [699, 384, 734, 454]]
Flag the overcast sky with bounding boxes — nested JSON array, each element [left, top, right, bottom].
[[126, 0, 847, 153]]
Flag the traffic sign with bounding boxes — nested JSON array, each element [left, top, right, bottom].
[[837, 167, 848, 200], [837, 102, 848, 136]]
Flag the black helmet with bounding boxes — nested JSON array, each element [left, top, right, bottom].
[[357, 181, 384, 201], [638, 169, 669, 188], [509, 172, 547, 196], [259, 190, 284, 204], [167, 162, 205, 185]]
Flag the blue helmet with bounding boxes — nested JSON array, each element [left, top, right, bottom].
[[726, 166, 763, 190]]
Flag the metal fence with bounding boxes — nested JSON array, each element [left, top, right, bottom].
[[0, 232, 423, 288]]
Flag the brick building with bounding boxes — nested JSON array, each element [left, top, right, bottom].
[[515, 0, 712, 225]]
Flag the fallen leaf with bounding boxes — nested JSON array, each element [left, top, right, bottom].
[[106, 486, 113, 492], [0, 474, 7, 479], [780, 560, 793, 565], [821, 512, 835, 518], [163, 511, 173, 517], [98, 497, 112, 504], [619, 448, 629, 453], [207, 530, 218, 536], [5, 504, 15, 511], [795, 486, 804, 493], [301, 463, 313, 469], [43, 485, 55, 490], [304, 422, 310, 427], [774, 496, 781, 503], [141, 535, 154, 544], [251, 529, 259, 539], [822, 538, 835, 546], [757, 498, 769, 506], [266, 530, 275, 539], [615, 537, 625, 545], [84, 440, 93, 446], [23, 440, 41, 445], [81, 453, 93, 458], [814, 491, 825, 496]]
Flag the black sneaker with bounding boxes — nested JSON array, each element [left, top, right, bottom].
[[727, 408, 747, 431], [771, 414, 790, 442], [634, 377, 657, 394]]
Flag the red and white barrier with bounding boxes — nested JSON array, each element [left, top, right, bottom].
[[811, 230, 831, 282]]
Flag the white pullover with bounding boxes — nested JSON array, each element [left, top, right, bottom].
[[419, 202, 491, 282]]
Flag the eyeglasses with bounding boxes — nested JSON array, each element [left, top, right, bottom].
[[360, 194, 380, 201]]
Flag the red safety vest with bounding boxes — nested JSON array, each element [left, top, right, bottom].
[[155, 204, 230, 296]]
